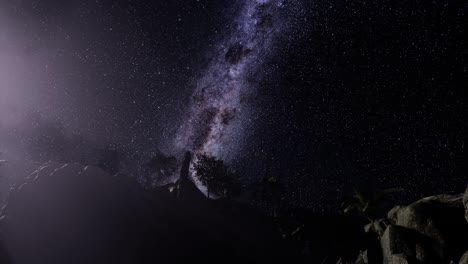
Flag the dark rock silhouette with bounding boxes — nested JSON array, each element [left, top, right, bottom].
[[166, 151, 205, 203], [2, 159, 464, 263], [175, 151, 204, 202], [0, 161, 288, 264]]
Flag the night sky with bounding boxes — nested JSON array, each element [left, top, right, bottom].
[[0, 0, 466, 212]]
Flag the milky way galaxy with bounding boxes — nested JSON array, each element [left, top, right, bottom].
[[172, 0, 287, 161], [1, 0, 465, 211]]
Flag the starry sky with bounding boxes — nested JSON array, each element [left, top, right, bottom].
[[0, 0, 466, 211]]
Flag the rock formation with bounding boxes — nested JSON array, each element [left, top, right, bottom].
[[0, 161, 286, 263], [378, 191, 468, 263], [175, 151, 205, 202]]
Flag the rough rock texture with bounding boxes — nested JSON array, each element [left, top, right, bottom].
[[0, 162, 287, 264], [459, 250, 468, 264], [380, 224, 435, 263], [383, 193, 468, 263]]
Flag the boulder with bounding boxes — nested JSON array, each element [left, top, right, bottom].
[[459, 250, 468, 264], [386, 193, 468, 263]]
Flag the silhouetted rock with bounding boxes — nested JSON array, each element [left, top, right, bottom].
[[380, 224, 434, 263], [0, 161, 289, 264], [280, 211, 368, 263], [175, 151, 205, 202]]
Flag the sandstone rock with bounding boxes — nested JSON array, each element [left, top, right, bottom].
[[459, 250, 468, 264], [386, 193, 468, 262], [364, 218, 388, 238]]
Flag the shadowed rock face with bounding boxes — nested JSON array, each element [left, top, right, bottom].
[[382, 193, 468, 263], [0, 162, 287, 264], [225, 44, 250, 65]]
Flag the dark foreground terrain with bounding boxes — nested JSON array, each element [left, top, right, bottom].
[[0, 162, 291, 263], [0, 162, 466, 263]]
